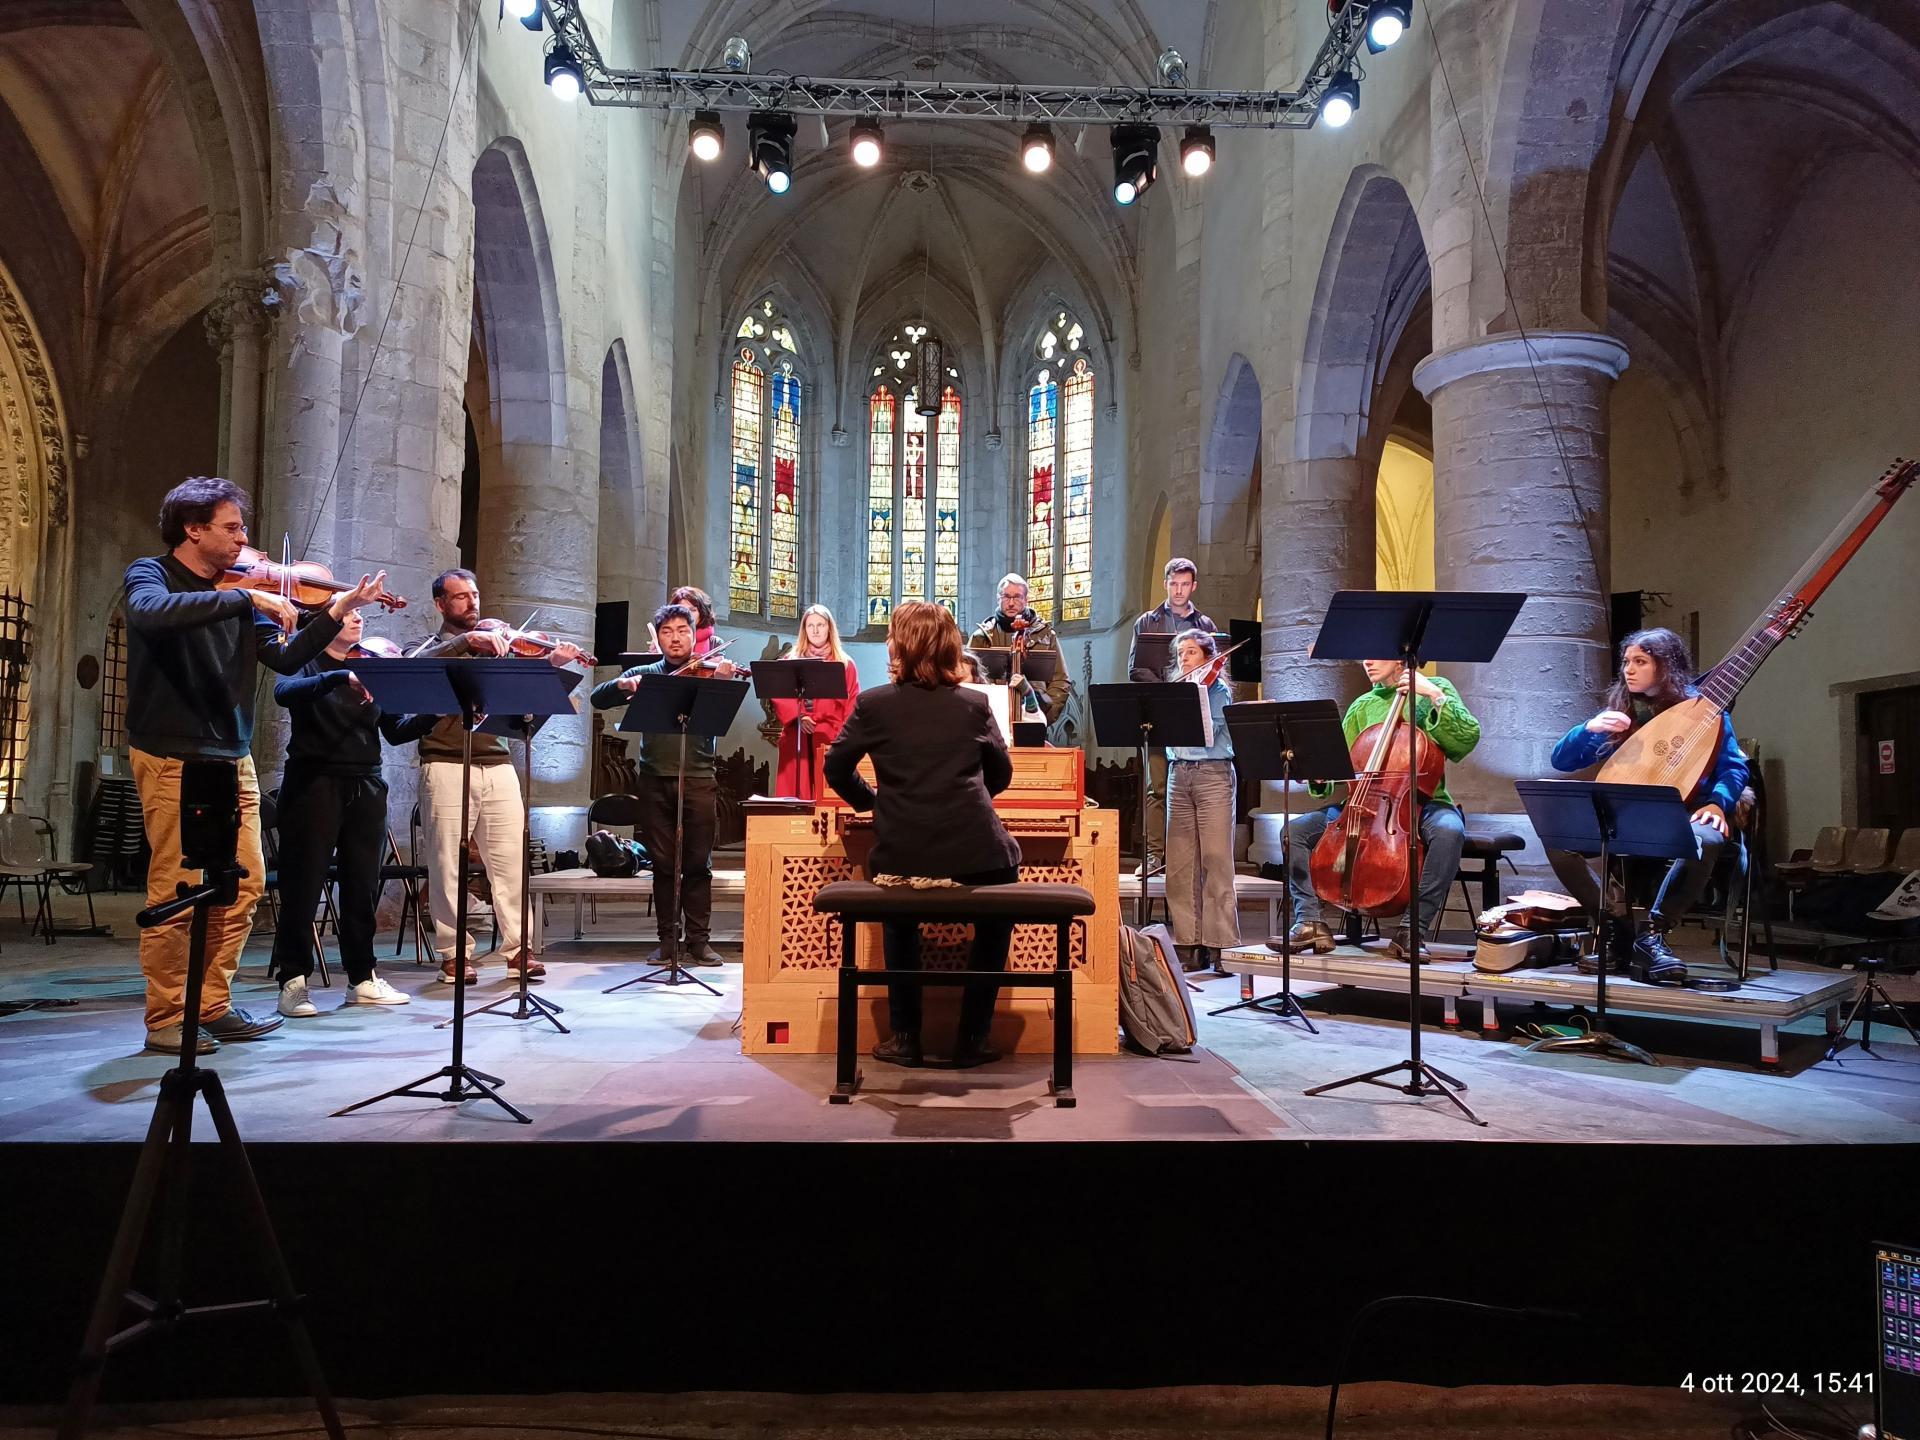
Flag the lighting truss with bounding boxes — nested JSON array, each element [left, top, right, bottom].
[[544, 0, 1378, 130]]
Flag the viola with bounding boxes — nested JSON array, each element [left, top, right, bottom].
[[218, 545, 407, 611], [474, 618, 595, 666], [346, 636, 405, 660], [668, 635, 747, 677], [1172, 635, 1252, 688], [1308, 682, 1447, 918]]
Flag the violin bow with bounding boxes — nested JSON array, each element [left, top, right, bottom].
[[1170, 635, 1253, 684]]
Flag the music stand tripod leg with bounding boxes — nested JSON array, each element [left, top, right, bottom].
[[604, 714, 721, 998], [1525, 825, 1658, 1067], [340, 719, 530, 1122], [469, 719, 567, 1032], [1211, 748, 1317, 1029]]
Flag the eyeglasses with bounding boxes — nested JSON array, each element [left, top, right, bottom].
[[198, 521, 248, 537]]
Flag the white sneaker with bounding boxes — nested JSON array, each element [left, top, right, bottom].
[[277, 977, 318, 1018], [346, 976, 410, 1007]]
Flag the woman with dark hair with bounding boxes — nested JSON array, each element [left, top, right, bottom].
[[1548, 626, 1749, 985], [1163, 628, 1240, 973], [823, 601, 1023, 1068], [665, 586, 717, 656]]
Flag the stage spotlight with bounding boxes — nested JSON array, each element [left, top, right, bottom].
[[1366, 1, 1411, 51], [544, 42, 583, 102], [749, 111, 797, 193], [1320, 71, 1358, 128], [689, 111, 724, 163], [1021, 123, 1055, 174], [850, 116, 884, 168], [1157, 48, 1188, 87], [505, 0, 543, 30], [1110, 123, 1159, 205], [722, 36, 752, 72], [1179, 125, 1215, 177]]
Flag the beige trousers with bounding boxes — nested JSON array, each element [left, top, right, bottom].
[[419, 759, 525, 964], [130, 749, 266, 1033]]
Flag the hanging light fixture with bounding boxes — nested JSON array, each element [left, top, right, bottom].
[[916, 334, 945, 416], [1021, 122, 1055, 174], [544, 41, 584, 102], [688, 110, 724, 162]]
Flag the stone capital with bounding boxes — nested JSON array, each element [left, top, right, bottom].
[[1412, 331, 1629, 399]]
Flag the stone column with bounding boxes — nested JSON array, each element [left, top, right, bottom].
[[1413, 331, 1628, 828], [1260, 455, 1372, 705]]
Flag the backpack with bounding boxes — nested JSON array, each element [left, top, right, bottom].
[[584, 829, 650, 878], [1117, 922, 1196, 1055]]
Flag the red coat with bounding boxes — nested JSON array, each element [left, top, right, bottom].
[[770, 657, 859, 800]]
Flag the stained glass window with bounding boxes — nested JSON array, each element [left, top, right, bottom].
[[935, 387, 961, 615], [866, 386, 896, 626], [866, 330, 965, 624], [1023, 309, 1096, 623], [1026, 369, 1057, 619], [727, 298, 804, 617]]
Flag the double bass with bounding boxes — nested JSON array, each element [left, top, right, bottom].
[[1308, 680, 1446, 918]]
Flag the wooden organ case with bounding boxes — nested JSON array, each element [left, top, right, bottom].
[[740, 747, 1120, 1054]]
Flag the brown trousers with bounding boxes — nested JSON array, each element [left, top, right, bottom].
[[130, 749, 266, 1033]]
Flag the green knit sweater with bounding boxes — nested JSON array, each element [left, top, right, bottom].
[[1308, 675, 1480, 808]]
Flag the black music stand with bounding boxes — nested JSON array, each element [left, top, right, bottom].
[[972, 645, 1061, 719], [1088, 682, 1209, 928], [1209, 700, 1352, 1029], [1300, 590, 1525, 1127], [1130, 631, 1175, 682], [333, 659, 564, 1125], [752, 658, 849, 799], [1515, 778, 1698, 1065], [609, 673, 750, 995], [466, 675, 582, 1034], [617, 651, 663, 671]]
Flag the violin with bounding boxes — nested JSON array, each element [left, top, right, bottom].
[[474, 617, 595, 666], [347, 636, 405, 660], [218, 544, 407, 611], [668, 635, 746, 677], [1308, 679, 1447, 918], [1173, 636, 1252, 688]]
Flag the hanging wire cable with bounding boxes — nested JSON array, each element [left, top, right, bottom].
[[1424, 17, 1606, 580], [296, 0, 487, 557]]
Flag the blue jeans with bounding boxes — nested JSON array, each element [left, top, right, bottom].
[[1286, 800, 1467, 936]]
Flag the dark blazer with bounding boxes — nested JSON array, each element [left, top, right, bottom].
[[823, 682, 1022, 879]]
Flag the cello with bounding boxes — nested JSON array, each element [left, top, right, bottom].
[[1308, 679, 1447, 918]]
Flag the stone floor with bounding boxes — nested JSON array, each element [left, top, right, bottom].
[[0, 1383, 1835, 1439], [2, 893, 1916, 1145]]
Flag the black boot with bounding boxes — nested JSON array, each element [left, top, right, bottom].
[[872, 1033, 924, 1067], [1577, 916, 1634, 975], [1630, 927, 1688, 986]]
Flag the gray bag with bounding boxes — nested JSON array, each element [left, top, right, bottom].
[[1118, 922, 1196, 1055]]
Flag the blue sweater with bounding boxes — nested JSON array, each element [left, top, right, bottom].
[[1550, 702, 1749, 815]]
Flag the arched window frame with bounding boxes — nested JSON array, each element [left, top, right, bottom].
[[864, 325, 965, 627], [1022, 308, 1097, 624], [727, 297, 806, 620]]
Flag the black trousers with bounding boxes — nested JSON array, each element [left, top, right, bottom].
[[882, 865, 1020, 1044], [271, 768, 389, 986], [637, 773, 718, 944]]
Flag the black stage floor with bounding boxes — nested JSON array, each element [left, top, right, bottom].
[[2, 900, 1915, 1407]]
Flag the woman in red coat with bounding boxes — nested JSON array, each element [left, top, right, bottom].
[[771, 604, 859, 800]]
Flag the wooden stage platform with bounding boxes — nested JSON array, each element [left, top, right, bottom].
[[2, 895, 1916, 1408]]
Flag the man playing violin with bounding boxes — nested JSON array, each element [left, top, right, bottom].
[[412, 568, 587, 985], [587, 602, 729, 963], [1284, 660, 1480, 959], [968, 573, 1070, 727], [124, 476, 392, 1055], [589, 602, 737, 966]]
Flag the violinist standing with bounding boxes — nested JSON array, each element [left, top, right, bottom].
[[411, 568, 586, 985], [589, 602, 738, 966], [1164, 629, 1240, 973], [1126, 558, 1218, 878], [123, 476, 391, 1054], [968, 573, 1070, 725], [769, 604, 858, 801], [270, 608, 437, 1017], [1285, 661, 1480, 958]]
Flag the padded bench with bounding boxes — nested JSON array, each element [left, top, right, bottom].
[[1452, 827, 1526, 919], [813, 880, 1097, 1108]]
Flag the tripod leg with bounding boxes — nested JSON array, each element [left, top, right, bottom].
[[60, 1089, 182, 1440], [199, 1074, 347, 1440], [1414, 1063, 1486, 1126]]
